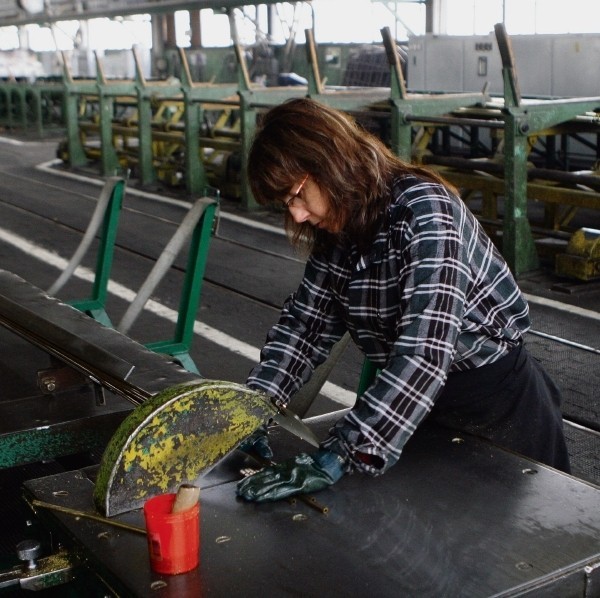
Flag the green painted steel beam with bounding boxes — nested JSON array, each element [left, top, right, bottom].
[[238, 92, 258, 210], [501, 112, 540, 277], [69, 177, 126, 327], [145, 197, 218, 372], [495, 25, 600, 276], [499, 94, 600, 277], [136, 92, 156, 187], [509, 99, 600, 136], [183, 92, 204, 195]]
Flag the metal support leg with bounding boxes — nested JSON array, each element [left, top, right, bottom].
[[239, 94, 259, 210], [120, 197, 218, 373], [184, 95, 205, 196], [99, 93, 120, 177], [64, 90, 88, 168], [503, 114, 539, 277], [136, 93, 156, 187], [50, 177, 126, 327]]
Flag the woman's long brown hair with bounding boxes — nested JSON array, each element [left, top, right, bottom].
[[247, 97, 455, 253]]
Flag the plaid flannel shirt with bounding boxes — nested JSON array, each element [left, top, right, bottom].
[[247, 175, 530, 474]]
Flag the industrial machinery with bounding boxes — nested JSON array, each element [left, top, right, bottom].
[[0, 4, 598, 594], [0, 270, 598, 595], [43, 22, 600, 278], [55, 47, 241, 199], [2, 17, 598, 278], [0, 124, 598, 595], [0, 268, 309, 592], [555, 227, 600, 280], [0, 188, 598, 593], [405, 25, 600, 277], [0, 74, 65, 137]]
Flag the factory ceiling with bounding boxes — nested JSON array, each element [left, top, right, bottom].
[[0, 0, 284, 27]]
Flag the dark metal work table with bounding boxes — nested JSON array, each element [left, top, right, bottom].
[[23, 418, 600, 598]]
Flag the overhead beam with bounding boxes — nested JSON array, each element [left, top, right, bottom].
[[0, 0, 282, 28]]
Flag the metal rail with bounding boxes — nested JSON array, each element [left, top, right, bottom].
[[528, 329, 600, 355], [0, 269, 200, 405]]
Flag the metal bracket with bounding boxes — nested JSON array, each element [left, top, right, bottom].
[[37, 365, 88, 396], [0, 548, 79, 592], [585, 560, 600, 597]]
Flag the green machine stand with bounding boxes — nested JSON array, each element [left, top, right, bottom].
[[494, 23, 600, 277], [49, 175, 218, 374], [64, 177, 126, 327], [142, 198, 218, 374]]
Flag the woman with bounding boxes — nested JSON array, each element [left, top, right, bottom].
[[236, 98, 570, 503]]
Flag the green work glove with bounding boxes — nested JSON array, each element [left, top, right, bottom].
[[238, 425, 273, 461], [236, 449, 346, 503]]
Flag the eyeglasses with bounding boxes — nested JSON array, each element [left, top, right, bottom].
[[284, 174, 309, 209]]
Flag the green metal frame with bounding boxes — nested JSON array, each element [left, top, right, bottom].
[[144, 199, 218, 374], [237, 25, 487, 210], [68, 177, 126, 327], [378, 26, 486, 161], [494, 23, 600, 276], [0, 80, 65, 136], [0, 83, 27, 131], [62, 48, 240, 196], [62, 52, 96, 169], [66, 179, 218, 373], [235, 38, 305, 211]]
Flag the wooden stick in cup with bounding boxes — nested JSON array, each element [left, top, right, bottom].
[[171, 484, 200, 513]]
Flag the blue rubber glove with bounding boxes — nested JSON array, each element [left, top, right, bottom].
[[236, 449, 346, 503], [238, 425, 273, 461]]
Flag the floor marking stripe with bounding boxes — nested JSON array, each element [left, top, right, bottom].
[[524, 293, 600, 322], [35, 159, 599, 320]]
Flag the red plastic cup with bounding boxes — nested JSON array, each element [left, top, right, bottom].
[[143, 493, 200, 575]]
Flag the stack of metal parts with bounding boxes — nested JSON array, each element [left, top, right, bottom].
[[342, 44, 396, 88]]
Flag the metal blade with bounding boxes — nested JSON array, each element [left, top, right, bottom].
[[94, 380, 278, 516], [271, 405, 320, 448]]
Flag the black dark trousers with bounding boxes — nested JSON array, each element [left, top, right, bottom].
[[430, 344, 571, 473]]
